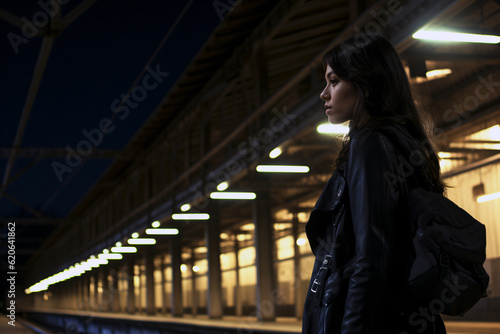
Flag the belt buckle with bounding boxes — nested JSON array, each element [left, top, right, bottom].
[[310, 278, 320, 293]]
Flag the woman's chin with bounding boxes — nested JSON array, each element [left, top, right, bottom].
[[328, 115, 347, 125]]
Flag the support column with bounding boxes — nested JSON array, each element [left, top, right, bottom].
[[161, 256, 167, 315], [253, 190, 276, 321], [171, 236, 183, 316], [110, 265, 120, 312], [77, 278, 83, 310], [234, 234, 242, 317], [191, 249, 197, 316], [292, 212, 303, 319], [95, 270, 101, 311], [102, 268, 111, 312], [126, 255, 136, 314], [206, 201, 223, 318], [72, 279, 78, 310], [82, 275, 89, 311], [145, 248, 156, 315], [89, 273, 96, 311]]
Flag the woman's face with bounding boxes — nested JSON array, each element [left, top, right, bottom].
[[320, 65, 359, 124]]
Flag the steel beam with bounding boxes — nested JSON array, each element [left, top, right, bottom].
[[1, 36, 54, 199], [0, 8, 24, 29]]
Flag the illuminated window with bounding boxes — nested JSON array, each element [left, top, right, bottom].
[[449, 125, 500, 151], [239, 266, 256, 307], [222, 270, 237, 307], [238, 247, 255, 267], [276, 235, 294, 260], [195, 275, 208, 309], [220, 252, 236, 271], [276, 259, 295, 304]]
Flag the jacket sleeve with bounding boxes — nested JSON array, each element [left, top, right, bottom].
[[341, 129, 403, 333]]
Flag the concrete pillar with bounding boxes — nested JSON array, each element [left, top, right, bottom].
[[253, 190, 276, 321], [145, 248, 155, 315], [82, 275, 89, 311], [171, 236, 183, 316], [102, 268, 111, 312], [161, 256, 168, 314], [234, 234, 242, 317], [94, 270, 101, 312], [103, 268, 110, 312], [71, 280, 78, 310], [206, 201, 223, 318], [77, 278, 83, 310], [126, 255, 136, 314], [89, 273, 96, 311], [107, 264, 120, 313], [75, 279, 80, 310], [191, 249, 197, 316], [292, 212, 303, 319]]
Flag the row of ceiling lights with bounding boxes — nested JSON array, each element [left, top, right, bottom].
[[171, 123, 350, 220], [26, 122, 345, 294], [26, 222, 178, 294], [26, 28, 500, 294]]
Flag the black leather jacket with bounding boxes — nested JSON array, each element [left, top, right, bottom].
[[302, 122, 447, 334]]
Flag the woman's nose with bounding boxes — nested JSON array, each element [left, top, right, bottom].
[[320, 88, 328, 101]]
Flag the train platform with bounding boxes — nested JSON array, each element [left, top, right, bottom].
[[15, 308, 500, 334], [0, 315, 52, 334]]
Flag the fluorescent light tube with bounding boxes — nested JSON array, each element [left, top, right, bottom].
[[269, 147, 282, 158], [145, 228, 179, 235], [413, 30, 500, 44], [29, 283, 48, 293], [256, 165, 309, 173], [127, 238, 156, 245], [111, 246, 137, 253], [217, 182, 229, 191], [210, 192, 256, 200], [98, 253, 123, 260], [426, 69, 452, 78], [88, 258, 108, 267], [477, 191, 500, 203], [172, 213, 210, 220]]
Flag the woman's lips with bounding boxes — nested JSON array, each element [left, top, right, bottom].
[[325, 104, 332, 115]]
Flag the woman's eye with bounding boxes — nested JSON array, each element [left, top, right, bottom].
[[329, 79, 338, 85]]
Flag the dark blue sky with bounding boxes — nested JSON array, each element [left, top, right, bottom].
[[0, 0, 227, 218]]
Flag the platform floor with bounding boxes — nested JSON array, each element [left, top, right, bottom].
[[16, 308, 500, 334], [0, 317, 49, 334]]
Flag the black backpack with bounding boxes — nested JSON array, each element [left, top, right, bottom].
[[406, 187, 490, 316]]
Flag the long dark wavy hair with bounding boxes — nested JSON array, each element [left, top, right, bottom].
[[324, 34, 445, 193]]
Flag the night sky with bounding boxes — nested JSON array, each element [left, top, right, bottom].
[[0, 0, 227, 219]]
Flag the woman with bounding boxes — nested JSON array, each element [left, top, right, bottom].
[[302, 35, 447, 333]]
